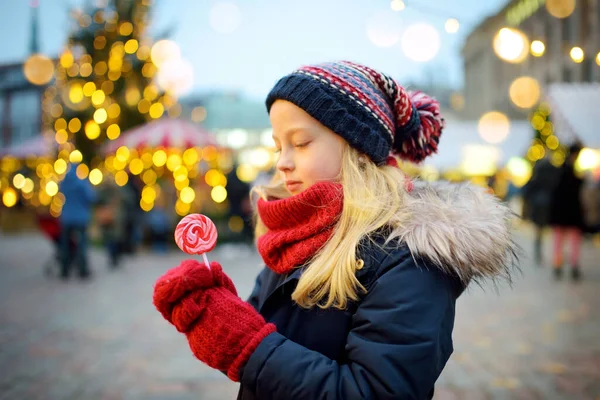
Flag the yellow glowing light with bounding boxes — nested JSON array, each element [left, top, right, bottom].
[[69, 150, 83, 163], [173, 165, 188, 181], [50, 104, 63, 118], [45, 181, 59, 196], [175, 199, 190, 216], [211, 185, 228, 203], [506, 157, 532, 187], [67, 64, 79, 77], [205, 169, 226, 187], [137, 45, 151, 61], [509, 76, 541, 109], [570, 47, 584, 63], [546, 0, 575, 18], [54, 118, 67, 131], [144, 85, 159, 100], [114, 170, 129, 186], [93, 109, 107, 124], [166, 154, 182, 171], [119, 22, 134, 36], [76, 163, 89, 180], [124, 39, 139, 54], [445, 18, 460, 34], [91, 90, 106, 105], [94, 36, 107, 50], [23, 54, 55, 85], [478, 111, 511, 144], [125, 87, 141, 106], [142, 186, 157, 202], [140, 198, 154, 212], [138, 99, 151, 114], [54, 159, 67, 174], [106, 124, 121, 140], [142, 169, 157, 185], [129, 158, 144, 175], [142, 62, 157, 78], [228, 215, 244, 233], [180, 187, 196, 204], [236, 164, 258, 183], [69, 83, 84, 104], [22, 178, 34, 194], [546, 135, 560, 150], [107, 104, 121, 119], [83, 82, 96, 96], [597, 52, 600, 66], [101, 80, 114, 95], [116, 146, 130, 162], [183, 148, 199, 165], [2, 188, 18, 207], [60, 51, 74, 68], [80, 63, 93, 77], [175, 178, 190, 191], [12, 173, 25, 189], [68, 118, 82, 133], [54, 129, 69, 144], [149, 103, 165, 119], [390, 0, 405, 11], [531, 114, 545, 130], [151, 40, 181, 68], [202, 146, 218, 161], [39, 190, 52, 206], [152, 150, 167, 167], [89, 169, 103, 185], [108, 70, 121, 81], [113, 157, 127, 171], [530, 40, 545, 57], [493, 27, 529, 63], [575, 148, 600, 171]]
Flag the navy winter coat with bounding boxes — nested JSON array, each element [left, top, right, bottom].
[[238, 239, 463, 400]]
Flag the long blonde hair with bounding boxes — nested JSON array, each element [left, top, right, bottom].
[[253, 144, 410, 309]]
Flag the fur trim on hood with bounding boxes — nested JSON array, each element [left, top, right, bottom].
[[388, 180, 519, 285]]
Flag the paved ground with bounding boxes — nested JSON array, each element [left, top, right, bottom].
[[0, 226, 598, 400]]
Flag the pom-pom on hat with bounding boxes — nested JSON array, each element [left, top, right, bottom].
[[266, 60, 445, 164]]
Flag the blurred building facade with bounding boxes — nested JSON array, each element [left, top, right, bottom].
[[462, 0, 600, 119], [0, 3, 46, 149]]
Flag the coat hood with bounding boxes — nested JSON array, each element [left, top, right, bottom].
[[388, 180, 519, 285]]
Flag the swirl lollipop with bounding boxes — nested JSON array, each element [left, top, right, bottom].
[[175, 214, 218, 267]]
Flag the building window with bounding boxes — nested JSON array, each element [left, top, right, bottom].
[[582, 57, 596, 82]]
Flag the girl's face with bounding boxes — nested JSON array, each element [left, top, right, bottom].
[[269, 100, 346, 195]]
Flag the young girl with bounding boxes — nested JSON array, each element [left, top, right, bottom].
[[153, 61, 517, 399]]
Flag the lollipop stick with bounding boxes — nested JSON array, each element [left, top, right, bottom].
[[202, 253, 210, 268]]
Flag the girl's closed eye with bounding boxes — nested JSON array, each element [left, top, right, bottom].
[[295, 141, 311, 148]]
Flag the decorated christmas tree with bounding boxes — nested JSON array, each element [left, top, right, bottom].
[[43, 0, 170, 165], [528, 102, 567, 167]]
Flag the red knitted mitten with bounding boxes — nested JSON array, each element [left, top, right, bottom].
[[153, 260, 276, 381]]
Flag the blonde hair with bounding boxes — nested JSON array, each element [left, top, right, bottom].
[[253, 144, 410, 309]]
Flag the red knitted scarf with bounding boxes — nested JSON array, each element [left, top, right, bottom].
[[256, 182, 344, 275]]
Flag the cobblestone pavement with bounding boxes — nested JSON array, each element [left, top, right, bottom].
[[0, 227, 598, 400]]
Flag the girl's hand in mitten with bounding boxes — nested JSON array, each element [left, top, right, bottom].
[[152, 260, 276, 381]]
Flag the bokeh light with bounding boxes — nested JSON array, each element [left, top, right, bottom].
[[180, 187, 196, 204], [211, 185, 228, 203], [546, 0, 576, 18], [390, 0, 405, 11], [156, 58, 194, 96], [115, 170, 129, 186], [445, 19, 460, 34], [45, 181, 59, 197], [530, 40, 545, 57], [478, 111, 511, 144], [23, 54, 55, 85], [89, 168, 103, 185], [493, 27, 529, 63], [570, 47, 584, 63], [2, 188, 18, 207], [69, 150, 83, 163], [401, 23, 440, 62], [150, 40, 181, 68], [509, 76, 541, 109]]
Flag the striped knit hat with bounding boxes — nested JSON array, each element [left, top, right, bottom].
[[266, 60, 445, 164]]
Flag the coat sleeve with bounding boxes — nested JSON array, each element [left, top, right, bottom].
[[247, 267, 268, 311], [240, 254, 457, 400]]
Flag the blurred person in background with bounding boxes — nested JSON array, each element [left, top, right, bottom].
[[58, 164, 97, 280], [146, 195, 171, 253], [581, 170, 600, 235], [120, 174, 142, 255], [97, 180, 127, 268], [226, 165, 253, 243], [521, 153, 558, 265], [548, 143, 584, 280]]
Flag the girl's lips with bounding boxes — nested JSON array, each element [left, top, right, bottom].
[[285, 182, 302, 192]]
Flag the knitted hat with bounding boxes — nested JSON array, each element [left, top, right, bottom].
[[266, 60, 445, 164]]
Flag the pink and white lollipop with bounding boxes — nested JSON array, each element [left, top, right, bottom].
[[175, 214, 218, 267]]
